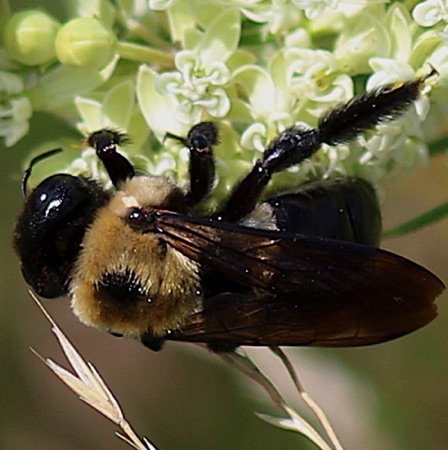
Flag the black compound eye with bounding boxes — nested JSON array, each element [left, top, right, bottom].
[[36, 192, 63, 220], [29, 174, 92, 227]]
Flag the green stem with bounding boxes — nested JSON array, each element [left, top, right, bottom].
[[383, 203, 448, 238], [116, 10, 171, 52], [0, 0, 11, 43], [401, 0, 420, 10], [117, 42, 174, 68], [428, 136, 448, 157]]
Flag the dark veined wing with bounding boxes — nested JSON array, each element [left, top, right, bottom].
[[155, 212, 444, 347]]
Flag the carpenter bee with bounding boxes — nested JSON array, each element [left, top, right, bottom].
[[14, 73, 444, 352]]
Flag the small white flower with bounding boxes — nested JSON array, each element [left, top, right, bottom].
[[0, 71, 32, 146], [241, 0, 303, 35], [292, 0, 340, 20], [367, 58, 416, 87], [148, 0, 174, 11], [157, 50, 232, 123], [284, 48, 353, 118], [413, 0, 448, 27]]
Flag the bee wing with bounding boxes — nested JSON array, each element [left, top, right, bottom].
[[157, 213, 444, 347]]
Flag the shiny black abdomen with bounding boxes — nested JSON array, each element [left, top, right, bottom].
[[267, 177, 381, 246]]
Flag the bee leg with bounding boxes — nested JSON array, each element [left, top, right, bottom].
[[140, 333, 166, 352], [166, 122, 218, 205], [207, 342, 238, 353], [216, 127, 320, 222], [109, 331, 124, 337], [217, 74, 431, 223], [90, 129, 135, 188]]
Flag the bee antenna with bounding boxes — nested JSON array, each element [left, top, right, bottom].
[[164, 131, 188, 146], [423, 64, 439, 81], [22, 148, 63, 197]]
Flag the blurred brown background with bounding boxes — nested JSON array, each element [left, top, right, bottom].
[[1, 0, 448, 447]]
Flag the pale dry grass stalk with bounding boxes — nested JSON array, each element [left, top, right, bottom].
[[219, 348, 345, 450], [30, 290, 344, 450], [29, 292, 157, 450], [270, 347, 344, 450]]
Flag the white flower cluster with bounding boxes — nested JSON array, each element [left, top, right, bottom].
[[1, 0, 447, 206]]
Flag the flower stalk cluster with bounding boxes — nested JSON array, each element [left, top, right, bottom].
[[1, 0, 448, 207]]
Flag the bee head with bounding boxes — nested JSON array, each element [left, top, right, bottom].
[[14, 129, 135, 299], [14, 173, 109, 298]]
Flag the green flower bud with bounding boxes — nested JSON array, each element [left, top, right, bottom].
[[55, 17, 117, 70], [4, 10, 60, 66]]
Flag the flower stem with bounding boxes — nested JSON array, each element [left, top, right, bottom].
[[117, 42, 174, 68], [116, 11, 171, 52], [0, 0, 11, 37], [383, 202, 448, 238], [428, 136, 448, 157]]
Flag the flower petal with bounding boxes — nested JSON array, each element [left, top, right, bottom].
[[198, 9, 241, 66], [137, 64, 184, 140]]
